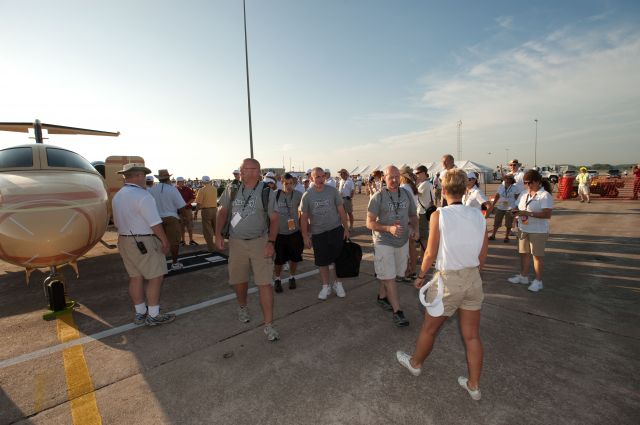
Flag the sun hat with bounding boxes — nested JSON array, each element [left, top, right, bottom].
[[419, 274, 444, 317], [508, 159, 520, 165], [154, 169, 172, 179], [338, 168, 349, 174], [117, 163, 151, 175]]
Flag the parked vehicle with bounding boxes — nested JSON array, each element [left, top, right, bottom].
[[607, 169, 621, 178], [587, 170, 598, 179]]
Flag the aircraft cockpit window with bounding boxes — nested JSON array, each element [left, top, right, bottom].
[[0, 147, 33, 168], [46, 148, 95, 172]]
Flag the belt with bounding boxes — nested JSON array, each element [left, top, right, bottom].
[[342, 196, 351, 200], [119, 234, 154, 237]]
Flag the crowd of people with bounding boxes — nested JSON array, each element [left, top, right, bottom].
[[111, 153, 556, 400]]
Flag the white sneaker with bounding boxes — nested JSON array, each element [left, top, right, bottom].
[[171, 262, 184, 271], [528, 279, 543, 292], [333, 281, 346, 298], [507, 274, 528, 285], [396, 351, 421, 376], [458, 376, 481, 400], [318, 285, 331, 300]]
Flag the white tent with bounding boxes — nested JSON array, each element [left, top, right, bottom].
[[426, 160, 494, 184]]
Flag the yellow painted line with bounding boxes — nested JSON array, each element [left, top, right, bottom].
[[56, 314, 102, 425]]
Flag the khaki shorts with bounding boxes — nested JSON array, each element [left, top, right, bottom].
[[493, 209, 514, 229], [180, 208, 194, 231], [342, 198, 353, 214], [162, 216, 181, 247], [518, 231, 548, 257], [228, 235, 274, 285], [437, 267, 483, 316], [118, 235, 167, 279], [578, 185, 590, 195], [373, 242, 408, 280]]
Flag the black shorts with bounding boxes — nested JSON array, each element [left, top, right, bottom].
[[275, 231, 304, 265], [311, 225, 345, 267]]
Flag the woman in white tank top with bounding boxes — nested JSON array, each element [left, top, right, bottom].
[[396, 169, 488, 401]]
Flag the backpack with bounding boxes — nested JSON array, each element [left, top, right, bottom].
[[221, 182, 271, 239]]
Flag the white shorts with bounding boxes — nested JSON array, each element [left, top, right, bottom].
[[373, 242, 409, 280], [578, 185, 589, 195]]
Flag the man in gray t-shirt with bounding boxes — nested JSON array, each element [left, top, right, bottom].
[[300, 167, 350, 301], [366, 165, 418, 327], [269, 173, 304, 293], [215, 158, 281, 342]]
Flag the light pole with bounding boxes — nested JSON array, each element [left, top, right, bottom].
[[457, 120, 462, 159], [243, 0, 254, 158], [534, 119, 538, 167]]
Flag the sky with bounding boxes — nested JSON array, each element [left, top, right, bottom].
[[1, 0, 639, 179]]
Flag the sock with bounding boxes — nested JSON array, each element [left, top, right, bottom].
[[135, 303, 147, 315], [148, 305, 160, 318]]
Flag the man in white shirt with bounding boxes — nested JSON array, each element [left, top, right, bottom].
[[338, 168, 355, 230], [112, 163, 175, 326], [324, 168, 337, 188], [148, 169, 187, 271], [414, 165, 434, 250]]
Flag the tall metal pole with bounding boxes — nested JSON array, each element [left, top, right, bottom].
[[243, 0, 254, 158], [456, 120, 462, 159], [534, 119, 538, 167]]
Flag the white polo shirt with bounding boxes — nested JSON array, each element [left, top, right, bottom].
[[112, 184, 162, 235], [463, 186, 488, 209], [339, 178, 354, 198], [516, 188, 553, 234], [495, 184, 518, 211], [147, 182, 186, 219]]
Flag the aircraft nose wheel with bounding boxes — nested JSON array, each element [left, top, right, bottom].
[[42, 267, 77, 321]]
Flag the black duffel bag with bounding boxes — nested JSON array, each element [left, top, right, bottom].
[[335, 238, 363, 278]]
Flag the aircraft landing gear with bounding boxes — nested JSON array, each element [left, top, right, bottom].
[[42, 266, 76, 321]]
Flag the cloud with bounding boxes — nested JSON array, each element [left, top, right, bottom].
[[403, 24, 640, 164], [495, 16, 514, 30]]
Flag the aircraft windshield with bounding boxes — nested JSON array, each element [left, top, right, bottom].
[[46, 147, 96, 172], [0, 147, 33, 168]]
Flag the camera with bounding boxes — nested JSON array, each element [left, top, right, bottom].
[[136, 241, 148, 254]]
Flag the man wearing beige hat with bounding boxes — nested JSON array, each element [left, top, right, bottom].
[[148, 169, 187, 271], [112, 163, 175, 326], [338, 168, 355, 230]]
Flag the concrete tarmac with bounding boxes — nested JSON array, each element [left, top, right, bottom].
[[1, 190, 639, 424]]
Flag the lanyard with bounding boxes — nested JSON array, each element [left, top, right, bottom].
[[282, 191, 295, 218], [386, 188, 403, 216], [239, 184, 257, 215], [524, 193, 536, 208]]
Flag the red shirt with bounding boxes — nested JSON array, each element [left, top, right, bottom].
[[634, 168, 640, 179], [177, 185, 195, 203]]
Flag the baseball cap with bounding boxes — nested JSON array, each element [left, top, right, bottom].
[[202, 175, 211, 182], [145, 175, 154, 182], [176, 176, 185, 182], [324, 168, 331, 173], [466, 171, 477, 179], [264, 177, 276, 185], [419, 274, 444, 317], [265, 171, 275, 178], [233, 169, 240, 174]]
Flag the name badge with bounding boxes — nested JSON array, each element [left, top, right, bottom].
[[502, 201, 509, 208], [287, 218, 296, 231], [230, 213, 242, 228]]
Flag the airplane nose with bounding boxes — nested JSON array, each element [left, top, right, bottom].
[[0, 179, 108, 268]]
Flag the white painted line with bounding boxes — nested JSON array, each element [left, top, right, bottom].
[[0, 268, 320, 370]]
